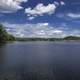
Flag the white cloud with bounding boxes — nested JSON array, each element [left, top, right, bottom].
[[67, 13, 80, 19], [52, 30, 63, 34], [56, 12, 80, 20], [54, 1, 59, 6], [25, 1, 65, 20], [60, 1, 65, 6], [28, 16, 35, 20], [0, 0, 27, 13], [39, 23, 49, 26], [25, 3, 57, 16], [3, 22, 80, 38]]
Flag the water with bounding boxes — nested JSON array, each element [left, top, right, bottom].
[[0, 41, 80, 80]]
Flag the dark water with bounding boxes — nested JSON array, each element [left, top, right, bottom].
[[0, 42, 80, 80]]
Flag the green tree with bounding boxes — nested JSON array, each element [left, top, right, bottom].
[[0, 24, 15, 43], [64, 36, 80, 40]]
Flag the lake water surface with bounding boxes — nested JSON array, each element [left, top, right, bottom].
[[0, 42, 80, 80]]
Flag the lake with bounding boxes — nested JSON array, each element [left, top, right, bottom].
[[0, 41, 80, 80]]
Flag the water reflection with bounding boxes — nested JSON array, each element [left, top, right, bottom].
[[0, 43, 6, 64], [0, 42, 80, 80]]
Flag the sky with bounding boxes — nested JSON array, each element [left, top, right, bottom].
[[0, 0, 80, 38]]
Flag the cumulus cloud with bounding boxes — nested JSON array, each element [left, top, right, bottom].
[[25, 3, 57, 16], [0, 0, 27, 13], [25, 1, 65, 20]]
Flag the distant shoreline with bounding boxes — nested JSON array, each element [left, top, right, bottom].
[[15, 36, 80, 42]]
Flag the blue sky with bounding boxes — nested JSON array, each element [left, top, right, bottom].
[[0, 0, 80, 38]]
